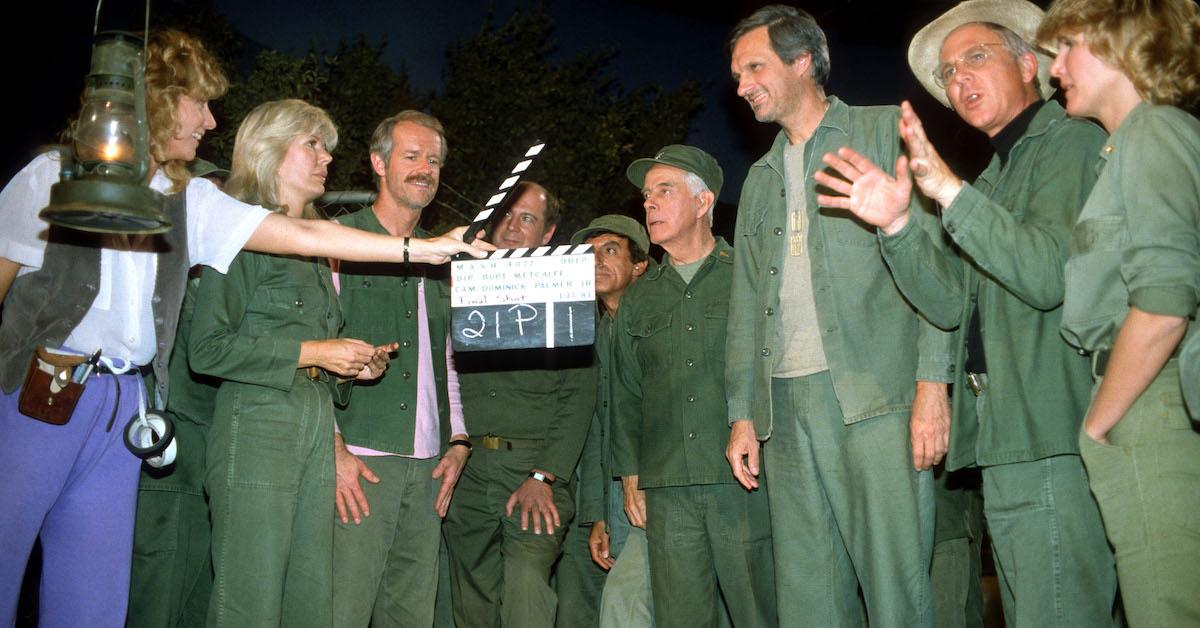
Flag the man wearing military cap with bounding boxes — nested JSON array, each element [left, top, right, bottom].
[[556, 214, 653, 628], [611, 145, 776, 627], [814, 0, 1116, 624]]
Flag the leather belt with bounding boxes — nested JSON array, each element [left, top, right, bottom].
[[95, 361, 151, 376], [469, 434, 544, 450]]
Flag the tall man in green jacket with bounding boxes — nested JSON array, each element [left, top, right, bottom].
[[444, 181, 596, 628], [724, 6, 956, 626], [329, 110, 472, 627], [612, 145, 776, 628], [812, 1, 1117, 625]]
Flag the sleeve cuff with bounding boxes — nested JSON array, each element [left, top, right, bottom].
[[726, 396, 752, 426], [1129, 285, 1199, 318], [878, 214, 923, 254], [916, 355, 956, 383], [262, 341, 303, 391], [940, 183, 985, 241]]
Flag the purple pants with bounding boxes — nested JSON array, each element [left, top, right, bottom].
[[0, 372, 143, 628]]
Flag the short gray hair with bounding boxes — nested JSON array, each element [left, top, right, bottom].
[[683, 171, 715, 226], [369, 110, 448, 170], [729, 5, 831, 86], [966, 22, 1041, 94]]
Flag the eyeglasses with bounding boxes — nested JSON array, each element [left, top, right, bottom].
[[933, 43, 1006, 88]]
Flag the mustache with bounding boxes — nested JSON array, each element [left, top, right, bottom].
[[405, 173, 436, 186]]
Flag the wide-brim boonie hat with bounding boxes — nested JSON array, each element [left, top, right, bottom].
[[908, 0, 1055, 108]]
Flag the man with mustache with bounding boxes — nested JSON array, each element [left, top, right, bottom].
[[329, 110, 471, 627], [723, 6, 956, 625], [445, 181, 596, 628], [567, 215, 652, 627], [813, 1, 1117, 624]]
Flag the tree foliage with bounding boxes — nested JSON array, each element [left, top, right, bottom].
[[158, 3, 701, 236], [429, 9, 701, 237], [196, 38, 427, 193]]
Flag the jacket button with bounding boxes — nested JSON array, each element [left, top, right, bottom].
[[489, 390, 497, 398], [688, 432, 697, 439], [768, 266, 778, 275], [686, 359, 694, 367], [405, 310, 414, 318], [686, 324, 695, 332], [685, 291, 693, 299], [295, 299, 304, 307], [402, 371, 411, 379], [362, 280, 371, 288], [399, 402, 408, 410], [152, 295, 161, 304], [761, 348, 771, 357], [765, 308, 774, 316], [401, 340, 411, 348], [686, 395, 695, 403], [774, 227, 784, 236]]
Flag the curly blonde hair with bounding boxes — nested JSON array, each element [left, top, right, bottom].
[[145, 29, 229, 191], [1037, 0, 1200, 109], [223, 99, 338, 220]]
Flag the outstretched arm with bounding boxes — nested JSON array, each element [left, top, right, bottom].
[[244, 215, 492, 264]]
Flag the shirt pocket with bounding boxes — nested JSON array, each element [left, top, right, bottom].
[[703, 301, 729, 365], [626, 312, 673, 373], [824, 212, 878, 248], [739, 201, 769, 237], [1071, 215, 1127, 255], [338, 281, 392, 335], [244, 283, 329, 336], [1063, 216, 1128, 332]]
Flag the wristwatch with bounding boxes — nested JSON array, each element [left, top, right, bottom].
[[528, 470, 555, 485]]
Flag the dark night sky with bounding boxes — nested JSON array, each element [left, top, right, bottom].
[[8, 0, 1009, 206]]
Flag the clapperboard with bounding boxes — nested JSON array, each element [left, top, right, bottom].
[[451, 142, 596, 352]]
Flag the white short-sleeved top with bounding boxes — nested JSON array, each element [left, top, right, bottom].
[[0, 152, 269, 364]]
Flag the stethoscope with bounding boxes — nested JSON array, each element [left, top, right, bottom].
[[110, 360, 177, 468]]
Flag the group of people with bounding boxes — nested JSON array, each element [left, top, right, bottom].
[[0, 0, 1196, 627]]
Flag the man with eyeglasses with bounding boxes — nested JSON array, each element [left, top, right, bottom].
[[813, 1, 1117, 624]]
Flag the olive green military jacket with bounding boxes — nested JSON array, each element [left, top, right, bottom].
[[165, 276, 220, 428], [334, 208, 455, 456], [879, 100, 1106, 469], [577, 310, 614, 522], [456, 345, 595, 480], [189, 250, 349, 414], [1061, 102, 1200, 356], [611, 239, 736, 489], [726, 97, 955, 439], [1182, 331, 1199, 421]]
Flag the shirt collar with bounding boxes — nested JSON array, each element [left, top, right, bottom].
[[989, 100, 1044, 165]]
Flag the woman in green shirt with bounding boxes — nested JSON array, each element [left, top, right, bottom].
[[1039, 1, 1200, 624], [189, 99, 395, 627]]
